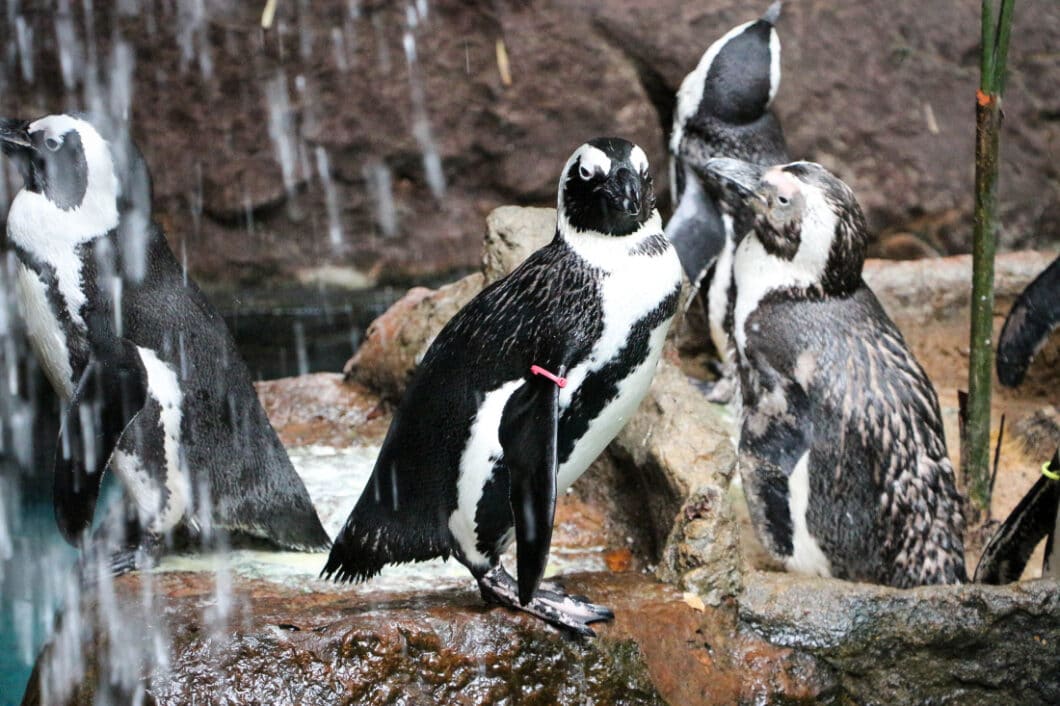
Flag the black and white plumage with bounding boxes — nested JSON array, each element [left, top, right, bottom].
[[323, 138, 682, 635], [666, 1, 789, 402], [0, 114, 329, 568], [704, 157, 967, 587]]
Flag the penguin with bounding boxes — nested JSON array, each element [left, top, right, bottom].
[[974, 450, 1060, 584], [702, 157, 967, 587], [666, 1, 789, 403], [0, 114, 329, 570], [974, 255, 1060, 583], [323, 137, 681, 635], [995, 253, 1060, 388]]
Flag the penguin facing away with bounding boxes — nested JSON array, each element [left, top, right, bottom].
[[323, 138, 682, 635], [0, 114, 330, 569], [666, 1, 789, 402], [703, 157, 967, 587]]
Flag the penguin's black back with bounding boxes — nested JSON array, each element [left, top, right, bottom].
[[324, 236, 605, 581], [81, 222, 330, 551], [740, 284, 967, 587]]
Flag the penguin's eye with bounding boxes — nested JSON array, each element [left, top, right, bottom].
[[777, 195, 790, 206], [578, 164, 593, 181], [44, 136, 62, 152]]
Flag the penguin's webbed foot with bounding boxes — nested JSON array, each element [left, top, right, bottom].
[[692, 375, 736, 403], [476, 565, 614, 637], [78, 531, 162, 585]]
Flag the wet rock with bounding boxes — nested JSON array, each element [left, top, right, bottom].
[[739, 571, 1060, 706], [5, 2, 1055, 290], [343, 274, 484, 402], [256, 373, 389, 448], [23, 570, 847, 706]]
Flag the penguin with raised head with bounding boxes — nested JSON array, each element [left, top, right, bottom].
[[323, 138, 681, 635], [0, 114, 329, 570], [666, 1, 789, 402], [703, 157, 967, 587]]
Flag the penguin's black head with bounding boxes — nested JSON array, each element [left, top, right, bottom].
[[1, 113, 151, 220], [0, 115, 94, 211], [559, 137, 656, 237], [705, 158, 869, 296], [675, 1, 781, 132]]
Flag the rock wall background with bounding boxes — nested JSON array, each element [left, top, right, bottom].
[[0, 0, 1057, 289]]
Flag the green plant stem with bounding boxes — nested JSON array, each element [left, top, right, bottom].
[[965, 0, 1015, 514]]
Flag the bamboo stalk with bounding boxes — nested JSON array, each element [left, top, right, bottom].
[[965, 0, 1015, 513]]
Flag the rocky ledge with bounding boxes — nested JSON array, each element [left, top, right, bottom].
[[22, 207, 1060, 705]]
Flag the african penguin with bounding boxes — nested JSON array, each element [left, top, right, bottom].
[[666, 1, 789, 403], [323, 137, 681, 635], [703, 157, 967, 587], [0, 114, 329, 570], [974, 256, 1060, 583]]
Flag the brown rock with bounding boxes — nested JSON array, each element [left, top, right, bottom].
[[255, 372, 389, 448], [7, 2, 1055, 289], [23, 571, 843, 706], [343, 273, 484, 402], [481, 206, 555, 285]]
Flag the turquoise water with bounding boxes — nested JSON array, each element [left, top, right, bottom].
[[0, 490, 78, 706]]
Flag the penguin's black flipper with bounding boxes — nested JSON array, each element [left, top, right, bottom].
[[54, 340, 147, 546], [666, 161, 726, 286], [996, 255, 1060, 387], [499, 370, 561, 606], [974, 451, 1060, 584]]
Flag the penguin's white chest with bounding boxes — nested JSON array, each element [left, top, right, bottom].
[[15, 263, 78, 400], [555, 248, 681, 491]]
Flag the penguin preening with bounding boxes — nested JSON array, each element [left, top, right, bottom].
[[666, 1, 789, 403], [973, 254, 1060, 584], [323, 138, 682, 635], [0, 114, 329, 570], [704, 157, 967, 587]]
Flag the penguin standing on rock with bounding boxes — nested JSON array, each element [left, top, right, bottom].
[[704, 157, 967, 587], [324, 138, 682, 635], [666, 1, 789, 402], [0, 114, 330, 570]]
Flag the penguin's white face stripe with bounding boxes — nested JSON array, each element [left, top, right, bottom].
[[558, 145, 611, 204], [784, 452, 833, 578], [767, 28, 782, 107], [7, 116, 120, 328], [670, 19, 756, 152], [629, 145, 648, 174]]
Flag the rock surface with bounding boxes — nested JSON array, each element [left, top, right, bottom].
[[23, 570, 849, 706], [740, 571, 1060, 706], [1, 2, 1056, 290]]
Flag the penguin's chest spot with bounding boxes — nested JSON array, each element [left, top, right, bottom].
[[15, 263, 80, 399]]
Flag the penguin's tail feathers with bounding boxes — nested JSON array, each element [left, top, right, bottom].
[[320, 510, 449, 583]]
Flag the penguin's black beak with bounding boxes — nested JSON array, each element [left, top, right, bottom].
[[703, 158, 766, 210], [0, 118, 32, 157], [605, 166, 647, 219]]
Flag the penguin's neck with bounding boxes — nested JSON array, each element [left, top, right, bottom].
[[732, 233, 827, 353], [8, 186, 119, 329], [558, 210, 665, 274]]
